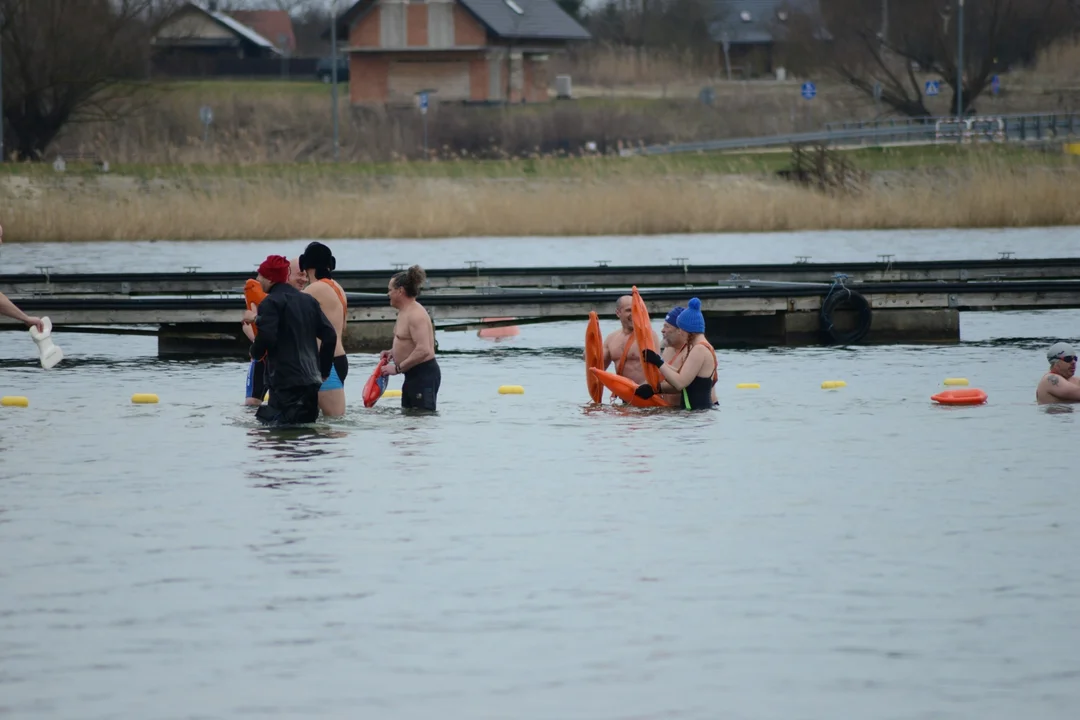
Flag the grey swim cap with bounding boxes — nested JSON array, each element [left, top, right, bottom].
[[1047, 342, 1077, 362]]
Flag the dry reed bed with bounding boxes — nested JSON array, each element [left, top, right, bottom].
[[4, 165, 1078, 242]]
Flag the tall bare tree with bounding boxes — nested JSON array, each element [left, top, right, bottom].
[[792, 0, 1079, 117], [0, 0, 177, 160]]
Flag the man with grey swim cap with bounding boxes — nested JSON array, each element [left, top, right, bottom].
[[1036, 342, 1080, 404]]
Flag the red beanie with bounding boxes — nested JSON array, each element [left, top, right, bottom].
[[258, 255, 290, 285]]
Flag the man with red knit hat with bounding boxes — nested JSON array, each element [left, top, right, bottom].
[[243, 254, 338, 425]]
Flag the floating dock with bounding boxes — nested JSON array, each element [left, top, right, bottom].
[[3, 266, 1079, 355]]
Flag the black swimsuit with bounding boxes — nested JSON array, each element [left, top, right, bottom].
[[676, 343, 717, 410], [682, 375, 717, 410]]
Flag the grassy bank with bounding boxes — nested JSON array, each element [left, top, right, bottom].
[[2, 143, 1070, 181], [2, 149, 1078, 241], [42, 63, 1078, 165]]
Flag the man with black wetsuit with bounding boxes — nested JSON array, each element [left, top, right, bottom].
[[242, 255, 338, 425]]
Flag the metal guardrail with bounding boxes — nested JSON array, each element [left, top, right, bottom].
[[622, 111, 1080, 157]]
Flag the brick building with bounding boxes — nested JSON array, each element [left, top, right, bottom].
[[329, 0, 590, 105]]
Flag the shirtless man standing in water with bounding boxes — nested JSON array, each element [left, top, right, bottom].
[[299, 242, 348, 417], [602, 294, 660, 386], [380, 265, 440, 411], [1036, 342, 1080, 404]]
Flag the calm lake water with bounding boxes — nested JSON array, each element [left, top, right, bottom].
[[2, 229, 1079, 720]]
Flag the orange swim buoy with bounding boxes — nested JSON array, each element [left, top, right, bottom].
[[244, 279, 267, 338], [585, 311, 604, 403], [631, 286, 661, 391], [363, 357, 389, 407], [478, 317, 520, 340], [931, 388, 988, 405], [590, 367, 670, 408]]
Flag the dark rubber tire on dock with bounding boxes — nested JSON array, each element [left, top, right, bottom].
[[820, 288, 873, 345]]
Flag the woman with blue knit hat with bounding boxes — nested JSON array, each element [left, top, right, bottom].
[[636, 297, 719, 410]]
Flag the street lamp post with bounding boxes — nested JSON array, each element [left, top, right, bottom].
[[330, 0, 340, 162], [1, 10, 5, 163], [956, 0, 964, 120], [881, 0, 888, 45]]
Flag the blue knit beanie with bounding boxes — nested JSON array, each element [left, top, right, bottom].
[[677, 297, 705, 333], [664, 306, 685, 326]]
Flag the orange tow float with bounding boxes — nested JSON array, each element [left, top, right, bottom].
[[586, 289, 670, 407], [478, 317, 520, 340], [631, 286, 662, 391], [931, 388, 988, 405], [589, 367, 670, 407], [362, 357, 390, 407], [244, 279, 267, 334], [585, 311, 604, 403], [244, 279, 268, 365]]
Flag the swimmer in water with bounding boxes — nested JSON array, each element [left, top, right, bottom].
[[243, 255, 337, 425], [636, 298, 718, 410], [659, 304, 718, 407], [299, 242, 348, 418], [243, 257, 307, 407], [1036, 342, 1080, 404], [0, 223, 45, 333], [602, 294, 659, 386], [380, 265, 440, 412], [659, 305, 687, 405]]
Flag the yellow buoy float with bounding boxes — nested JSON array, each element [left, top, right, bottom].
[[943, 378, 969, 386], [821, 381, 847, 389], [383, 389, 402, 399], [736, 383, 761, 389], [498, 385, 524, 395], [131, 393, 159, 404], [1, 396, 29, 407]]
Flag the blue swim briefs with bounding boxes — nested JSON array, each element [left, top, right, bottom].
[[320, 358, 347, 392]]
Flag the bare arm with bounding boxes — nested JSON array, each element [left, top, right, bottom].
[[396, 311, 435, 372], [1046, 374, 1080, 401], [657, 345, 710, 391], [241, 302, 256, 342], [0, 293, 43, 331]]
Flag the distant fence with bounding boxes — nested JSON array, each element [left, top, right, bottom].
[[622, 112, 1080, 156], [151, 56, 321, 80]]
